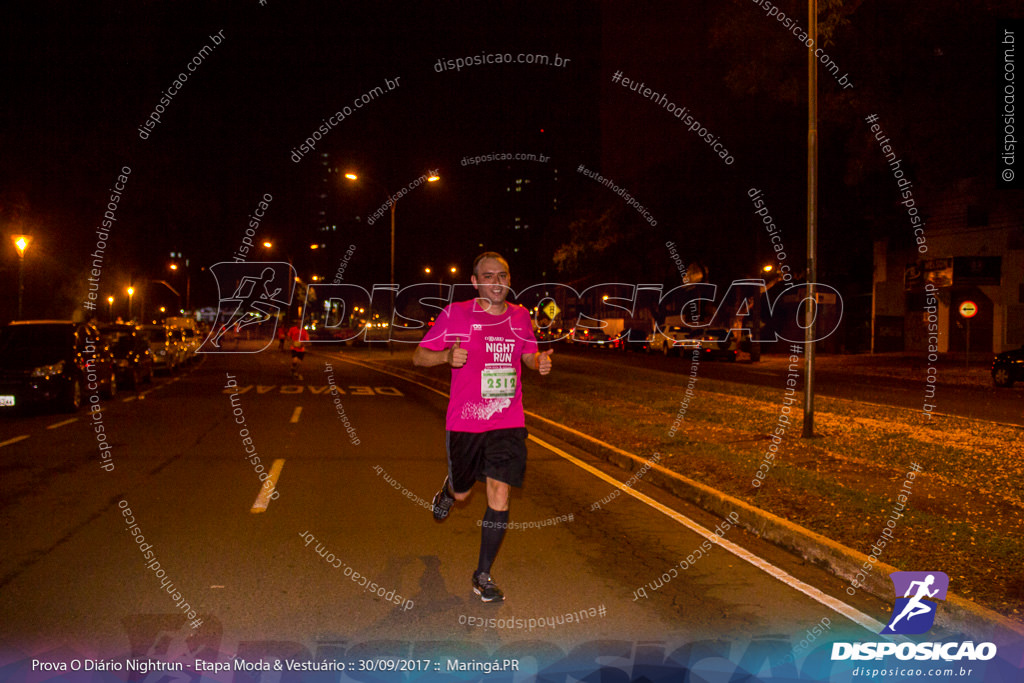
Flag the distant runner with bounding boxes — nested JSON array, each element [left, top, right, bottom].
[[288, 321, 309, 380], [414, 252, 553, 602]]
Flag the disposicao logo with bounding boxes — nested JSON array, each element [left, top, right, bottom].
[[882, 571, 948, 635], [831, 571, 997, 662]]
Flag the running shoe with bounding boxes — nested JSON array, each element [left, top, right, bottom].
[[431, 478, 455, 522], [472, 571, 505, 603]]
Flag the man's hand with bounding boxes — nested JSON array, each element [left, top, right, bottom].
[[537, 348, 553, 375], [449, 339, 468, 368]]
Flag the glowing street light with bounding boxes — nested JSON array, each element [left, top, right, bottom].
[[127, 286, 135, 321], [107, 296, 114, 321], [12, 235, 31, 318]]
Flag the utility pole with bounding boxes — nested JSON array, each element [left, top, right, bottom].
[[803, 0, 818, 438]]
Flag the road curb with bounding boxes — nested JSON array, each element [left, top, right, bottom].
[[345, 355, 1024, 642]]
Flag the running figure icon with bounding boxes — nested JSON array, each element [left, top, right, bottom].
[[886, 574, 939, 630], [881, 571, 948, 635], [198, 262, 296, 353]]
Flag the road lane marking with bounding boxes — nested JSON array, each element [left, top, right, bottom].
[[527, 433, 899, 640], [46, 418, 78, 430], [250, 458, 285, 513], [290, 406, 302, 423], [336, 355, 903, 638], [0, 435, 30, 448]]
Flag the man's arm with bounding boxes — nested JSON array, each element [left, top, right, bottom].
[[522, 348, 553, 375], [414, 340, 467, 368]]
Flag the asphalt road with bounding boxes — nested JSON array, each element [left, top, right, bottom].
[[0, 346, 1018, 675]]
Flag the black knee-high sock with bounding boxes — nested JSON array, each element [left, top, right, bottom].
[[477, 507, 509, 575]]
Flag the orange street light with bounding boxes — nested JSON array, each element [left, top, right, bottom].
[[13, 235, 30, 258], [12, 235, 31, 318]]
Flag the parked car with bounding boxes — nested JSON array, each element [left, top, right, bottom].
[[166, 316, 201, 363], [0, 320, 117, 412], [569, 327, 620, 349], [698, 328, 739, 362], [992, 346, 1024, 387], [619, 327, 653, 353], [138, 324, 184, 374], [649, 325, 700, 356], [99, 324, 154, 388]]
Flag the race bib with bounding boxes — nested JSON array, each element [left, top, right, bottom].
[[481, 366, 516, 398]]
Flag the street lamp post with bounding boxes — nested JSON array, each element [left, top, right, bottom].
[[107, 296, 114, 322], [127, 286, 135, 322], [12, 235, 31, 318], [804, 0, 819, 438], [750, 264, 774, 363], [169, 254, 191, 311], [344, 171, 439, 351], [151, 280, 181, 315]]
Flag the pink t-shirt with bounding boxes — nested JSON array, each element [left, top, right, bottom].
[[420, 299, 538, 433]]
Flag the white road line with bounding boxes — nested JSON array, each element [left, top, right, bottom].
[[289, 406, 302, 423], [46, 418, 78, 430], [0, 435, 30, 448], [250, 459, 285, 513], [334, 354, 898, 637]]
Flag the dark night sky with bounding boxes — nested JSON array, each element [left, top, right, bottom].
[[1, 1, 1020, 321]]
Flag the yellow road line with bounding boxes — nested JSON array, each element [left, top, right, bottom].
[[0, 435, 29, 448], [289, 406, 302, 423], [250, 458, 285, 513], [46, 418, 78, 430], [527, 434, 896, 641]]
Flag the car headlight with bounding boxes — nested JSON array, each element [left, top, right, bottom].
[[31, 360, 65, 377]]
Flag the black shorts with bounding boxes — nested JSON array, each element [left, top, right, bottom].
[[446, 427, 528, 493], [291, 349, 306, 360]]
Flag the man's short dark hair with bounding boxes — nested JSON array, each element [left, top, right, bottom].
[[473, 251, 509, 277]]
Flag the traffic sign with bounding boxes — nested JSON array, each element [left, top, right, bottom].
[[542, 302, 561, 319], [958, 301, 978, 318]]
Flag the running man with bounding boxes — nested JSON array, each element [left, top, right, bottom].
[[288, 321, 309, 380], [887, 574, 939, 630], [414, 252, 553, 602]]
